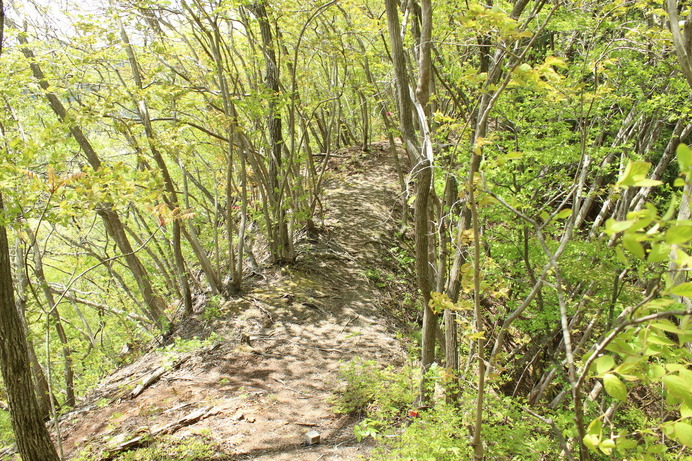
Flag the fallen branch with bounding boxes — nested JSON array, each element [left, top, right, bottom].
[[105, 407, 218, 458], [273, 377, 313, 396], [130, 356, 191, 398], [339, 315, 358, 333], [151, 406, 218, 435], [129, 366, 167, 398]]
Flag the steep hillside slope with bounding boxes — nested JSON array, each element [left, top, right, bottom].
[[57, 144, 413, 460]]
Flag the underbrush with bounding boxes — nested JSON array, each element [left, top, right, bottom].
[[332, 358, 565, 460], [73, 432, 224, 461], [0, 410, 13, 448]]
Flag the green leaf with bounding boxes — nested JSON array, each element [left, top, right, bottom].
[[605, 337, 635, 356], [615, 359, 645, 381], [504, 151, 524, 160], [556, 208, 572, 219], [647, 331, 676, 346], [598, 438, 615, 455], [632, 178, 663, 187], [583, 434, 600, 451], [544, 55, 567, 68], [603, 373, 628, 402], [665, 224, 692, 245], [670, 282, 692, 297], [605, 218, 635, 234], [681, 402, 692, 418], [618, 161, 653, 187], [662, 198, 678, 220], [623, 234, 645, 259], [647, 363, 666, 379], [651, 320, 685, 335], [517, 63, 532, 73], [616, 436, 638, 450], [674, 422, 692, 447], [584, 418, 602, 451], [646, 298, 677, 310], [647, 243, 670, 263], [592, 355, 615, 375], [664, 375, 692, 406], [677, 143, 692, 171], [587, 417, 603, 436]]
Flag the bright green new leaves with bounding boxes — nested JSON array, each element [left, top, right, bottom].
[[670, 282, 692, 297], [665, 222, 692, 245], [583, 418, 602, 451], [587, 131, 692, 459], [678, 143, 692, 171], [664, 371, 692, 407], [589, 355, 629, 402], [674, 421, 692, 447], [603, 373, 628, 402], [663, 370, 692, 448], [584, 417, 618, 455], [616, 160, 662, 188], [591, 354, 615, 374]]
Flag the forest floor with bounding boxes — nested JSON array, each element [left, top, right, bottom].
[[56, 142, 415, 461]]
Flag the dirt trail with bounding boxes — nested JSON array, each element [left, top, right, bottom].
[[57, 144, 410, 460]]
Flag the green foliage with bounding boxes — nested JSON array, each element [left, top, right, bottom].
[[202, 296, 223, 321], [164, 334, 221, 358], [368, 387, 564, 460], [330, 358, 416, 419], [74, 434, 223, 461], [334, 359, 565, 460], [0, 410, 14, 449], [370, 404, 471, 460], [583, 143, 692, 458]]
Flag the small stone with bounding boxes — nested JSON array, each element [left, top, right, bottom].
[[232, 411, 245, 421], [304, 430, 320, 445]]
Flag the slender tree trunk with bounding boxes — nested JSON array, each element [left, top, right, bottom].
[[25, 227, 75, 407], [384, 0, 438, 404], [16, 33, 166, 327], [115, 18, 193, 315], [248, 1, 292, 263], [440, 175, 460, 401], [0, 190, 60, 461], [416, 160, 435, 399], [13, 238, 54, 417], [468, 147, 486, 461], [384, 0, 417, 158]]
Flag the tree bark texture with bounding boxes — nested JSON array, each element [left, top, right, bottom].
[[0, 12, 60, 459], [248, 1, 292, 263], [0, 199, 60, 461], [384, 0, 418, 158]]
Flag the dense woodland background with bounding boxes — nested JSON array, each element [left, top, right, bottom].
[[0, 0, 691, 459]]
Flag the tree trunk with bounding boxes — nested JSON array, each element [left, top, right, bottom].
[[0, 195, 60, 461], [116, 19, 193, 316], [248, 1, 292, 263], [13, 236, 54, 418], [1, 19, 59, 458], [384, 0, 418, 158], [416, 160, 435, 399], [25, 226, 75, 407], [16, 33, 167, 328]]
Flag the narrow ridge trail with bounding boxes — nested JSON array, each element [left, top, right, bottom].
[[58, 144, 411, 460]]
